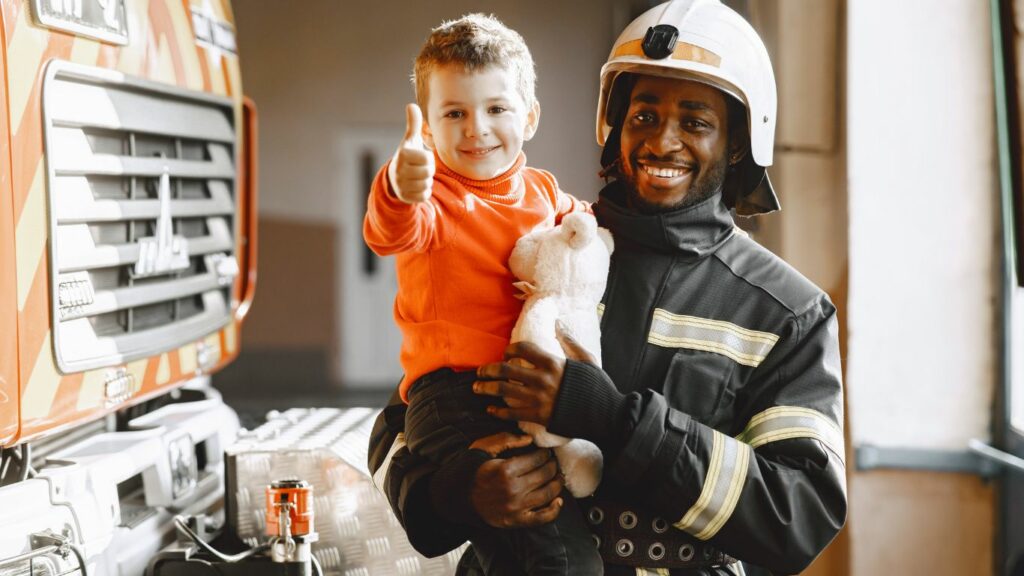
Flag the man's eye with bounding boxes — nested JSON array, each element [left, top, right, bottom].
[[632, 111, 656, 124], [685, 119, 710, 130]]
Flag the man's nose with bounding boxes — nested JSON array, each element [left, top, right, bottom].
[[646, 122, 684, 156]]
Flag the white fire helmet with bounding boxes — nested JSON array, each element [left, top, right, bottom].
[[597, 0, 780, 215]]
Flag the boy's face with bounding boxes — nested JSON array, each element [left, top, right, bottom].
[[422, 65, 539, 181]]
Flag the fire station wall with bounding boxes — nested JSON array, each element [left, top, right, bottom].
[[746, 2, 849, 574], [846, 0, 997, 574], [226, 0, 618, 392]]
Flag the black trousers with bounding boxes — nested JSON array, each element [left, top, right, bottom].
[[405, 368, 603, 576]]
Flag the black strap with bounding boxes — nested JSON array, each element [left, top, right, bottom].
[[579, 497, 736, 569]]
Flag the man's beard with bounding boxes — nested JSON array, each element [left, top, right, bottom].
[[623, 152, 729, 215]]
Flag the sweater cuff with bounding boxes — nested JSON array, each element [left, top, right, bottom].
[[428, 449, 491, 529], [548, 359, 628, 451]]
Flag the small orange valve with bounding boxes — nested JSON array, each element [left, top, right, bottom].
[[265, 479, 314, 537]]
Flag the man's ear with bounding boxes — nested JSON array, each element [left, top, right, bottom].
[[728, 117, 749, 167], [422, 114, 435, 151], [524, 100, 541, 142]]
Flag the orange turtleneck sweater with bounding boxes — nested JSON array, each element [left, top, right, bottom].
[[363, 153, 589, 401]]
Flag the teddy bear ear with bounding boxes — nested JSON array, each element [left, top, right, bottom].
[[597, 227, 615, 254], [562, 212, 596, 249]]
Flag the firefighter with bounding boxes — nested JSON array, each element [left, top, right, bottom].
[[369, 1, 847, 574]]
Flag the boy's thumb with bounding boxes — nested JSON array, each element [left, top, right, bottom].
[[404, 103, 424, 148]]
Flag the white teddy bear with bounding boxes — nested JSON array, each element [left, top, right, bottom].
[[507, 211, 614, 498]]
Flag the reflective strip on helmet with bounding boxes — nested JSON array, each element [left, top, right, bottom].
[[675, 431, 751, 540], [736, 406, 845, 462], [612, 39, 722, 67], [372, 432, 406, 495], [647, 309, 779, 367]]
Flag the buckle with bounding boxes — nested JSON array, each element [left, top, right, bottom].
[[642, 24, 679, 59]]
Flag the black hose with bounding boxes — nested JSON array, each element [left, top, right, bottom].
[[18, 444, 30, 482], [69, 542, 89, 576], [173, 516, 269, 563]]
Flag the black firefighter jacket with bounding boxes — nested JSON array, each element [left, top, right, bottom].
[[367, 181, 848, 575]]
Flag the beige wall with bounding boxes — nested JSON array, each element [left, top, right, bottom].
[[752, 1, 999, 573], [232, 0, 620, 383], [845, 0, 998, 573], [235, 0, 617, 224]]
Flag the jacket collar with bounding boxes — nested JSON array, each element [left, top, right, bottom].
[[594, 179, 736, 258]]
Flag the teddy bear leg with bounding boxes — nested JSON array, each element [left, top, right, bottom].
[[518, 421, 570, 448], [554, 439, 603, 498]]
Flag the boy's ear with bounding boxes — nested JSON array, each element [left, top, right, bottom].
[[524, 101, 541, 142], [422, 114, 435, 151]]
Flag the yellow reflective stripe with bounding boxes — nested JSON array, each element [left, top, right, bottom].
[[736, 406, 845, 462], [612, 39, 722, 67], [372, 432, 406, 495], [648, 309, 779, 367], [675, 432, 751, 540], [648, 333, 766, 366], [597, 302, 605, 318], [635, 569, 670, 576]]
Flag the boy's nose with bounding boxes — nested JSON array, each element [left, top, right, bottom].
[[465, 115, 490, 138]]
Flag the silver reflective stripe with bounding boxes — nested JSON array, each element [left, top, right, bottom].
[[736, 406, 845, 462], [372, 432, 406, 495], [675, 431, 751, 540], [647, 309, 779, 367]]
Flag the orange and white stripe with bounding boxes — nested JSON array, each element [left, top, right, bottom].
[[2, 0, 247, 446]]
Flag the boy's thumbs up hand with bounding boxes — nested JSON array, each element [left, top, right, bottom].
[[388, 103, 434, 204]]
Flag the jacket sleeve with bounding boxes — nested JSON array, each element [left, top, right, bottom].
[[548, 296, 847, 575], [362, 161, 457, 255], [368, 389, 475, 557]]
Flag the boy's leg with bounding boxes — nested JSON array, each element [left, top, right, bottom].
[[404, 368, 518, 463], [471, 490, 604, 576], [404, 369, 603, 575]]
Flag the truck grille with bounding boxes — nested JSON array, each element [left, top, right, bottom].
[[43, 63, 239, 373]]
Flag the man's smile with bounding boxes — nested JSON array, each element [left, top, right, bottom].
[[635, 158, 694, 188]]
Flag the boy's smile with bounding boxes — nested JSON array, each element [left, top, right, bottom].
[[423, 65, 539, 181]]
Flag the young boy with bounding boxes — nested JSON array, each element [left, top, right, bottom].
[[363, 14, 602, 575]]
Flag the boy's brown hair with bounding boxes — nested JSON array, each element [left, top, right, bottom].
[[413, 14, 536, 113]]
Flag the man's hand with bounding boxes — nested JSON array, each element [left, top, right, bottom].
[[556, 322, 599, 364], [475, 341, 566, 427], [387, 103, 435, 204], [468, 433, 564, 528]]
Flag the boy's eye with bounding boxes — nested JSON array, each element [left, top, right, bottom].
[[488, 106, 508, 114], [444, 110, 464, 119]]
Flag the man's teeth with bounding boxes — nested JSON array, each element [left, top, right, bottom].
[[642, 165, 686, 178]]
